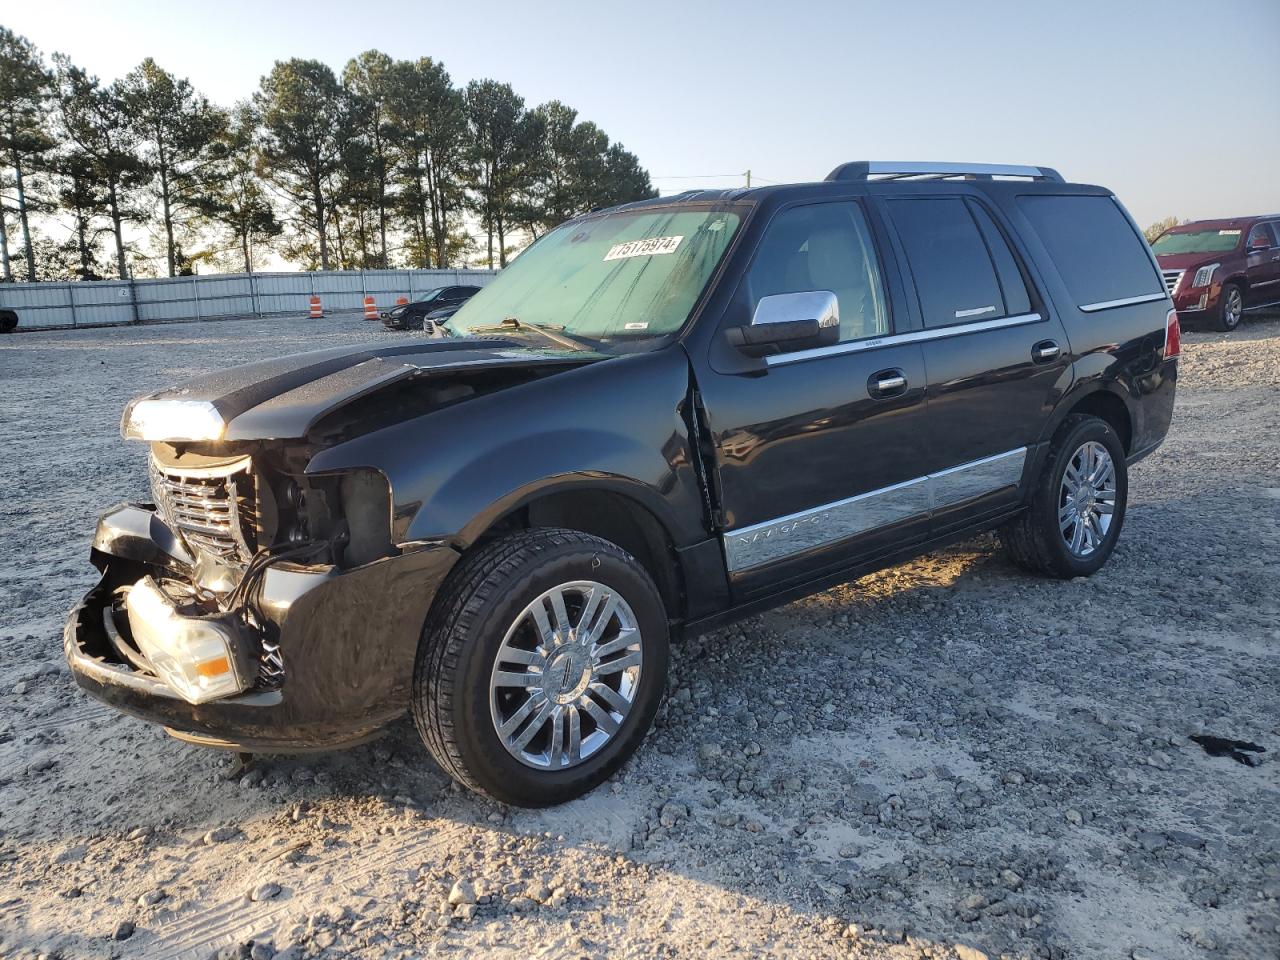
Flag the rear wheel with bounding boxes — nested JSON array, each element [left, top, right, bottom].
[[413, 528, 668, 806], [1216, 282, 1244, 332], [1000, 415, 1128, 579]]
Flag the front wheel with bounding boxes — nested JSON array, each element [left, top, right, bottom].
[[1000, 415, 1128, 579], [413, 529, 669, 806], [1216, 282, 1244, 332]]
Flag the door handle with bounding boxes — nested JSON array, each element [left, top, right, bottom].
[[1032, 340, 1060, 363], [868, 369, 907, 398]]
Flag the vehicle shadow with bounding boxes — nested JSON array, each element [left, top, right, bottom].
[[9, 512, 1274, 960]]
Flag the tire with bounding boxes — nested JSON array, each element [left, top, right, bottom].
[[1215, 282, 1244, 332], [1000, 414, 1128, 579], [0, 310, 17, 334], [412, 528, 669, 806]]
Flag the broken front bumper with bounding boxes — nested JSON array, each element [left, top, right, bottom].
[[64, 503, 459, 751]]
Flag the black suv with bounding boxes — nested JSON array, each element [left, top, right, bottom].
[[380, 285, 482, 330], [65, 162, 1178, 806]]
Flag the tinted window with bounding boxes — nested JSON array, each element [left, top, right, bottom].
[[1018, 195, 1163, 306], [745, 201, 888, 342], [888, 198, 1006, 328], [1247, 224, 1274, 249], [968, 201, 1032, 317]]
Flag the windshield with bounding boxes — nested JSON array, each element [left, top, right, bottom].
[[417, 287, 445, 302], [447, 207, 742, 346], [1151, 229, 1241, 255]]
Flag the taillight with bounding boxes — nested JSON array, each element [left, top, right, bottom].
[[1164, 308, 1181, 360]]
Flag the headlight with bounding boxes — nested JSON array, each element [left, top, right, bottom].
[[1191, 263, 1219, 288], [122, 399, 225, 442], [125, 577, 252, 704]]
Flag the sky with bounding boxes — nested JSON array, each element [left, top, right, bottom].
[[6, 0, 1280, 233]]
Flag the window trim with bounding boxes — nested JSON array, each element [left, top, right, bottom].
[[1077, 292, 1171, 313], [765, 311, 1044, 366]]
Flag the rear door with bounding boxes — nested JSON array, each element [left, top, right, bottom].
[[881, 195, 1070, 533], [695, 198, 933, 599]]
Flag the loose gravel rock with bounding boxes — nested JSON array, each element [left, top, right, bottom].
[[1, 313, 1278, 960]]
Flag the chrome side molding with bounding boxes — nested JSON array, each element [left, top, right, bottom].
[[723, 448, 1027, 572]]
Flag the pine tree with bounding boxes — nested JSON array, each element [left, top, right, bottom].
[[120, 58, 227, 276], [0, 27, 54, 281], [255, 59, 343, 270]]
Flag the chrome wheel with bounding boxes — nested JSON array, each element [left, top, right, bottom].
[[1058, 441, 1116, 557], [489, 581, 643, 770], [1224, 287, 1243, 329]]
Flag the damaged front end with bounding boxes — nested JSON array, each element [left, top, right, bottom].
[[64, 436, 457, 751], [65, 340, 599, 750]]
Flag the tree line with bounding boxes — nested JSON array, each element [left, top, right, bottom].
[[0, 27, 657, 282], [1142, 215, 1186, 245]]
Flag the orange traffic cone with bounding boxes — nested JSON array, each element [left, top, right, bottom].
[[396, 296, 408, 306], [309, 295, 323, 318], [363, 296, 378, 320]]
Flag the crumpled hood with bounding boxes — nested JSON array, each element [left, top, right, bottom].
[[141, 338, 603, 441]]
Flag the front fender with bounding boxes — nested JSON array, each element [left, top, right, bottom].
[[306, 347, 708, 549]]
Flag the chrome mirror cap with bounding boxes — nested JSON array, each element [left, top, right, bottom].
[[751, 290, 839, 329], [727, 290, 841, 359]]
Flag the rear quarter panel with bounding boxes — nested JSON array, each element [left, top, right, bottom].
[[1001, 190, 1177, 456]]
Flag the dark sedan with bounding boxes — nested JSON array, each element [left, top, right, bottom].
[[380, 286, 481, 330]]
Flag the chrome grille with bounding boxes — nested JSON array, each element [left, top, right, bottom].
[[150, 457, 258, 564], [1161, 269, 1183, 295], [259, 636, 285, 687]]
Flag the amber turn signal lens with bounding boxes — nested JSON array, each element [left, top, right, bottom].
[[195, 656, 232, 678]]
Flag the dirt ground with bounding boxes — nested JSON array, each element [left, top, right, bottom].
[[1, 312, 1277, 960]]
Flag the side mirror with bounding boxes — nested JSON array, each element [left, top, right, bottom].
[[726, 290, 841, 358]]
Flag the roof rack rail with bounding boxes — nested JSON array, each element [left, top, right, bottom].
[[826, 161, 1064, 183]]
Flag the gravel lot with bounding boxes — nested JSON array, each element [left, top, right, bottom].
[[1, 312, 1278, 960]]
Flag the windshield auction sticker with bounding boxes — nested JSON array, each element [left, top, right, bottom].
[[604, 236, 684, 261]]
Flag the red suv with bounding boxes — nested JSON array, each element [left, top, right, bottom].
[[1152, 216, 1280, 331]]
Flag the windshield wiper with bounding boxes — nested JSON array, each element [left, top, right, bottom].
[[467, 317, 590, 352]]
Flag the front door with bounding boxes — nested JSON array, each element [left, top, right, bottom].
[[1245, 222, 1280, 308], [695, 199, 933, 600], [879, 195, 1072, 534]]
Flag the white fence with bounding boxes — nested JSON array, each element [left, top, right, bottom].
[[1, 269, 499, 330]]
